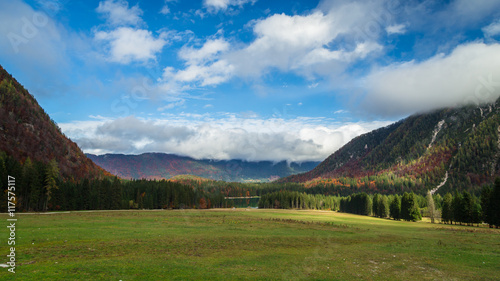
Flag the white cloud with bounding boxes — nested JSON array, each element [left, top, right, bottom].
[[60, 115, 392, 162], [160, 0, 178, 15], [35, 0, 63, 14], [173, 59, 234, 86], [160, 1, 391, 92], [226, 2, 386, 79], [203, 0, 257, 13], [161, 38, 234, 87], [228, 11, 339, 76], [363, 42, 500, 116], [179, 38, 229, 64], [445, 0, 500, 26], [94, 0, 172, 64], [483, 19, 500, 37], [96, 0, 143, 27], [160, 5, 170, 15], [0, 0, 87, 97], [398, 0, 500, 34], [386, 24, 406, 35], [95, 27, 167, 64], [157, 100, 185, 111], [159, 0, 179, 15], [334, 110, 348, 114]]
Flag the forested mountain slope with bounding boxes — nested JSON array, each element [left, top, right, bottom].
[[281, 100, 500, 195], [0, 65, 109, 181], [87, 153, 319, 182]]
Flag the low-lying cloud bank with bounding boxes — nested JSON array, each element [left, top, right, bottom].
[[60, 115, 392, 162], [362, 43, 500, 116]]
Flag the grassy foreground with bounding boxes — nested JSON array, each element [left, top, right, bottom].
[[1, 209, 499, 280]]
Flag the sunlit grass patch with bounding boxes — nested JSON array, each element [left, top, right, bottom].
[[0, 209, 498, 280]]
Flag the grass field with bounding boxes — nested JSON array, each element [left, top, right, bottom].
[[1, 209, 499, 280]]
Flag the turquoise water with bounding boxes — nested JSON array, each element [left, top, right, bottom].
[[225, 197, 260, 208]]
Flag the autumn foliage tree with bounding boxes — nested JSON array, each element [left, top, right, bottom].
[[427, 191, 436, 223]]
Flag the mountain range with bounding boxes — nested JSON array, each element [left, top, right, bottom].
[[87, 153, 319, 182], [1, 63, 499, 195], [281, 100, 500, 194]]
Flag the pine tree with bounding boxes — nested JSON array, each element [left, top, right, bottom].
[[452, 192, 463, 225], [489, 178, 500, 228], [373, 193, 381, 217], [363, 193, 372, 216], [461, 191, 473, 226], [44, 159, 59, 211], [20, 158, 35, 210], [111, 177, 122, 210], [471, 203, 482, 226], [389, 194, 401, 220], [378, 195, 389, 218], [442, 193, 453, 224], [401, 192, 421, 221], [400, 192, 411, 221], [22, 158, 44, 211], [81, 178, 91, 210], [481, 185, 492, 225], [0, 154, 7, 212]]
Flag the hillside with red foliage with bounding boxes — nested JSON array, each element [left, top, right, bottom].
[[280, 101, 500, 194], [0, 65, 110, 180]]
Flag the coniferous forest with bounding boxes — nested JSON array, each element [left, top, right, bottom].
[[2, 2, 500, 279], [1, 63, 500, 228], [2, 150, 499, 228]]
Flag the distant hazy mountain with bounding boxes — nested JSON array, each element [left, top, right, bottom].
[[280, 100, 500, 194], [87, 153, 320, 182], [0, 65, 108, 180]]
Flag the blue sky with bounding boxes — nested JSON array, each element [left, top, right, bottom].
[[1, 0, 500, 162]]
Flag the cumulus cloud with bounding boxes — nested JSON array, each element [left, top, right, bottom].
[[93, 0, 171, 64], [179, 38, 229, 63], [173, 59, 234, 86], [442, 0, 500, 27], [163, 0, 500, 94], [163, 1, 390, 91], [160, 0, 178, 15], [161, 38, 234, 87], [60, 115, 392, 162], [395, 0, 500, 33], [227, 9, 383, 78], [362, 42, 500, 116], [160, 5, 170, 15], [483, 19, 500, 37], [203, 0, 257, 13], [95, 27, 168, 64], [386, 24, 406, 35], [96, 0, 143, 27]]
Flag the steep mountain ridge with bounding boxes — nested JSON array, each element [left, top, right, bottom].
[[87, 152, 319, 182], [0, 65, 109, 180], [281, 100, 500, 194]]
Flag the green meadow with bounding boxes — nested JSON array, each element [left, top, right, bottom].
[[1, 209, 499, 280]]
